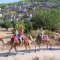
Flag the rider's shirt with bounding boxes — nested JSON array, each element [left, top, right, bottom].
[[41, 30, 44, 38], [11, 34, 17, 42], [41, 30, 44, 35], [16, 30, 18, 35]]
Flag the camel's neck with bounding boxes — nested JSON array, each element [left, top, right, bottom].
[[29, 35, 33, 41]]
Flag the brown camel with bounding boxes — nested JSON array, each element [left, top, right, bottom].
[[8, 34, 31, 54], [35, 34, 52, 52]]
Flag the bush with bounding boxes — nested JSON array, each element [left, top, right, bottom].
[[16, 20, 25, 30], [30, 30, 40, 38], [1, 20, 12, 30], [31, 9, 60, 31], [11, 20, 16, 28], [44, 30, 55, 37]]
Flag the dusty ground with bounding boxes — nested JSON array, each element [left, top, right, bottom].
[[0, 28, 60, 60]]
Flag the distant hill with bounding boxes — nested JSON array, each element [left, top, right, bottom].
[[24, 0, 60, 2], [0, 1, 21, 8], [0, 0, 60, 8]]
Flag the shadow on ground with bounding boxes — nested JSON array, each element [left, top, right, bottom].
[[0, 48, 60, 57]]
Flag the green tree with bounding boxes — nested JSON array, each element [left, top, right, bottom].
[[16, 20, 25, 30], [0, 4, 7, 8], [2, 20, 12, 31], [11, 20, 16, 28], [31, 9, 60, 31], [24, 20, 33, 33]]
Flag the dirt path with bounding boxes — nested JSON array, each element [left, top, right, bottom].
[[0, 29, 60, 60]]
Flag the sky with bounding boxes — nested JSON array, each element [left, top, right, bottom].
[[0, 0, 21, 4]]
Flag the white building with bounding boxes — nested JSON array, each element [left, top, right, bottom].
[[0, 14, 2, 17], [0, 8, 1, 12]]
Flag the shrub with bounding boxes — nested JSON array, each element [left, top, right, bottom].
[[44, 30, 55, 37], [1, 20, 12, 30]]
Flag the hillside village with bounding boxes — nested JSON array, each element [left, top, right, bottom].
[[0, 2, 60, 21]]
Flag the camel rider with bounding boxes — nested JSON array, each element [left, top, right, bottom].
[[11, 34, 18, 45], [18, 28, 24, 45], [15, 29, 19, 39], [40, 27, 44, 39]]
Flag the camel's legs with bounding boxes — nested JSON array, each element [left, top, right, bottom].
[[14, 45, 17, 53], [35, 42, 41, 52], [46, 41, 49, 49], [9, 45, 14, 52], [38, 44, 41, 51], [35, 44, 36, 52], [24, 40, 30, 50], [25, 44, 27, 50], [0, 39, 5, 45], [27, 43, 31, 50], [48, 41, 52, 49]]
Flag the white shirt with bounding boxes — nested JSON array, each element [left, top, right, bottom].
[[16, 30, 18, 34]]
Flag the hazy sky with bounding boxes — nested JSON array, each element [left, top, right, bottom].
[[0, 0, 21, 4]]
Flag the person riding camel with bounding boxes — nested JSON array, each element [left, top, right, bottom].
[[18, 28, 24, 45], [11, 33, 18, 45], [15, 29, 19, 38], [40, 27, 44, 39]]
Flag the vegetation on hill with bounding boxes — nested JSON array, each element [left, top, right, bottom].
[[0, 1, 20, 8], [24, 0, 60, 2], [31, 9, 60, 31], [0, 9, 60, 33], [0, 0, 60, 33], [0, 4, 7, 8], [0, 0, 60, 8]]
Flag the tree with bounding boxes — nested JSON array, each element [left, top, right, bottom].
[[31, 9, 60, 31], [11, 20, 16, 28], [16, 20, 25, 30], [2, 20, 12, 31], [24, 20, 33, 33], [0, 4, 7, 8], [16, 19, 33, 33], [31, 10, 46, 29]]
